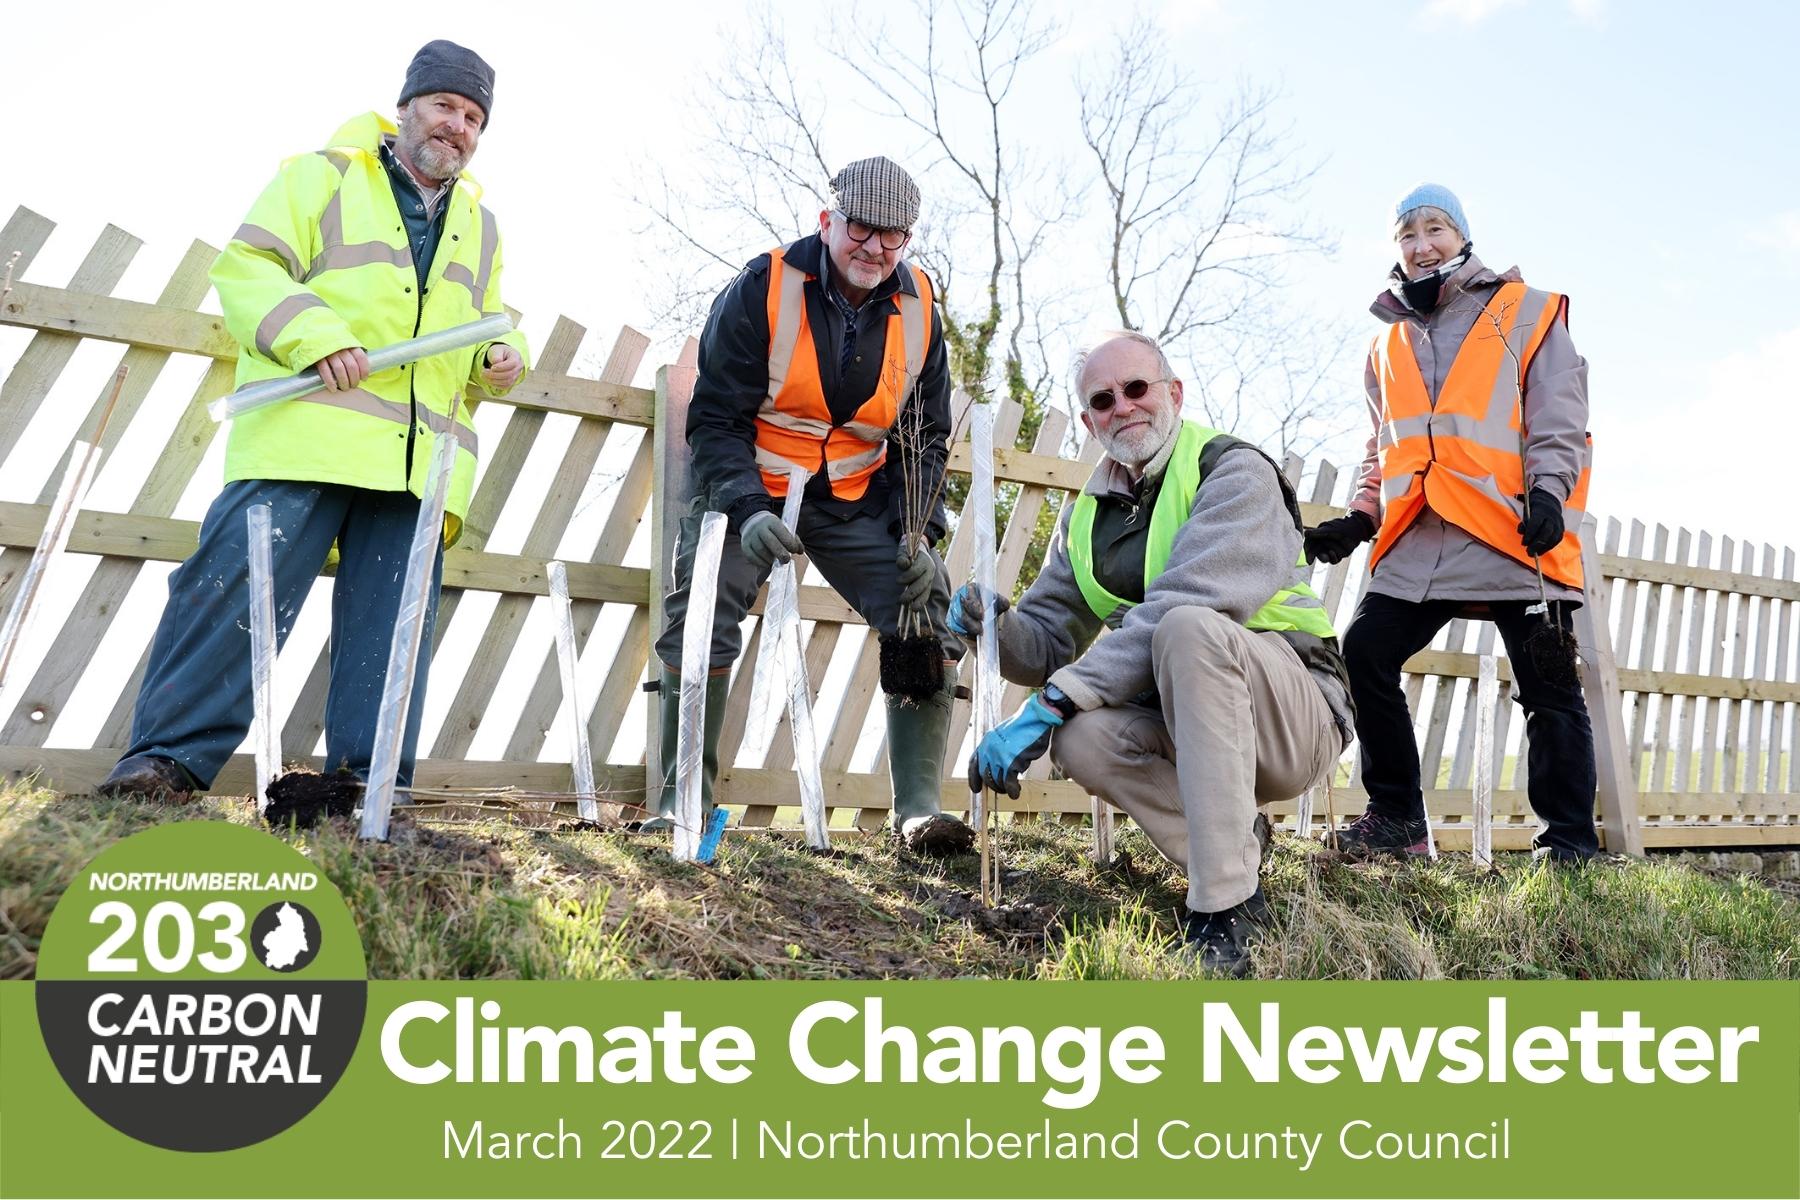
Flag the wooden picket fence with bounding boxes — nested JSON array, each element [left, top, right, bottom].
[[1, 207, 1795, 851]]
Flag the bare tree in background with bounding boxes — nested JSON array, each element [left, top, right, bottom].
[[1078, 18, 1356, 455], [633, 11, 836, 333], [635, 0, 1077, 426], [1185, 312, 1360, 462]]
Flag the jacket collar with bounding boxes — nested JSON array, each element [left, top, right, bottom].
[[1369, 252, 1521, 324], [325, 111, 483, 201]]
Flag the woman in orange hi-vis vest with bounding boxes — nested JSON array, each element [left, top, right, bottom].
[[1302, 184, 1600, 864]]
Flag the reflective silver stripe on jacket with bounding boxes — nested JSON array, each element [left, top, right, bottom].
[[825, 439, 886, 480], [290, 387, 478, 455], [310, 186, 413, 282], [233, 224, 303, 282], [442, 205, 498, 310], [896, 261, 925, 398], [765, 249, 808, 404], [255, 293, 328, 360]]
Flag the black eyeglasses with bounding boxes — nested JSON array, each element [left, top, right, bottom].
[[836, 212, 911, 252], [1085, 377, 1169, 412]]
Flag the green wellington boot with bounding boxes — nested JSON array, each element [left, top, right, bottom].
[[885, 671, 974, 857], [644, 668, 729, 832]]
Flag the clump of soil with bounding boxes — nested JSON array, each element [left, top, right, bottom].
[[263, 770, 361, 828], [878, 633, 944, 701]]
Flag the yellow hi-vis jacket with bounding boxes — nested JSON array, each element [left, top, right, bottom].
[[209, 112, 531, 545]]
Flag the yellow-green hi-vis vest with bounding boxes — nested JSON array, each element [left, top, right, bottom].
[[210, 112, 532, 546], [1068, 421, 1336, 637]]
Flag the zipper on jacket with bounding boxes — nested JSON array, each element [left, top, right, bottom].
[[404, 262, 424, 485]]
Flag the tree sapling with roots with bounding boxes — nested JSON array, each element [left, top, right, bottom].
[[881, 378, 956, 702]]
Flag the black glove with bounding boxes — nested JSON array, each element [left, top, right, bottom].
[[1303, 510, 1377, 565], [1517, 487, 1565, 557]]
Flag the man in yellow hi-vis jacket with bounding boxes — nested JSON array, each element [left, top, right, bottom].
[[99, 40, 530, 803]]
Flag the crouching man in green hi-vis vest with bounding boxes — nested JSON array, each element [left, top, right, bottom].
[[952, 330, 1354, 976]]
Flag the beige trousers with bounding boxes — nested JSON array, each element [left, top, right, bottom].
[[1050, 606, 1340, 912]]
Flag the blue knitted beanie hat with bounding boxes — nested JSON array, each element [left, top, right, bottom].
[[1393, 183, 1469, 240]]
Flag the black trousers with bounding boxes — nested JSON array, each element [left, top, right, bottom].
[[1341, 591, 1600, 858], [653, 492, 962, 672]]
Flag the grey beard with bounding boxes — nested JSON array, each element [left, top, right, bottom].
[[408, 136, 466, 182]]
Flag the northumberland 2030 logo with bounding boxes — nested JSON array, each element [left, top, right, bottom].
[[33, 822, 366, 1152]]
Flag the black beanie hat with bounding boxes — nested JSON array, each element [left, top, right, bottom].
[[398, 40, 495, 124]]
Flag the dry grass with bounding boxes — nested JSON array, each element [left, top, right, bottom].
[[2, 782, 1794, 981]]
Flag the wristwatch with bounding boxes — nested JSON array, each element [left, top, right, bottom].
[[1039, 683, 1079, 721]]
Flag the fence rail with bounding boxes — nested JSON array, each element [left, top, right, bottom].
[[2, 207, 1795, 851]]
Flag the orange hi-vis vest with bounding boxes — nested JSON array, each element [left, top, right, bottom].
[[755, 243, 934, 500], [1368, 281, 1593, 590]]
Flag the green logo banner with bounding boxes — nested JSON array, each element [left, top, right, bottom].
[[1, 821, 1795, 1198]]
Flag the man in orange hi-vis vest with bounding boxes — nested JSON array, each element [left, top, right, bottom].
[[1303, 184, 1600, 863], [647, 157, 971, 856]]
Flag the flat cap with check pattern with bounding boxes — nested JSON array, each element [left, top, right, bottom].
[[829, 156, 921, 232]]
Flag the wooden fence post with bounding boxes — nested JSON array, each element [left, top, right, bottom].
[[647, 362, 699, 809], [1576, 513, 1646, 856]]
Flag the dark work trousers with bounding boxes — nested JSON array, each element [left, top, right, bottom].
[[654, 493, 963, 673], [1341, 591, 1600, 857], [124, 479, 445, 790]]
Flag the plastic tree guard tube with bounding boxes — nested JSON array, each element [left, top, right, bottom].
[[208, 315, 514, 422], [1473, 652, 1499, 868], [246, 503, 280, 811], [547, 561, 600, 822], [359, 434, 455, 840], [747, 468, 829, 849], [673, 511, 728, 863], [0, 441, 100, 692], [970, 403, 1001, 903]]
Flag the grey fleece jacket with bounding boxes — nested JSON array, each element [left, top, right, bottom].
[[994, 432, 1354, 741]]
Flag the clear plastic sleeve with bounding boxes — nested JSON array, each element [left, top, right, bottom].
[[673, 511, 729, 862], [969, 404, 1001, 831], [747, 469, 829, 848], [359, 434, 456, 840], [1473, 652, 1499, 868], [209, 315, 514, 422], [0, 441, 100, 691], [548, 560, 599, 822], [246, 503, 279, 811]]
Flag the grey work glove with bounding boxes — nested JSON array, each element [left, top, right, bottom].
[[897, 544, 935, 612], [947, 583, 1010, 640], [739, 510, 802, 571]]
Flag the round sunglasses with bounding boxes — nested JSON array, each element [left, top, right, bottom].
[[1085, 377, 1171, 412]]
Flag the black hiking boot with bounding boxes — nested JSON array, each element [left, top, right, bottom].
[[95, 755, 199, 804], [1181, 887, 1271, 978], [1330, 809, 1430, 859]]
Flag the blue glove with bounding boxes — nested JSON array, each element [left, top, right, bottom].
[[968, 691, 1065, 799], [947, 583, 1010, 640]]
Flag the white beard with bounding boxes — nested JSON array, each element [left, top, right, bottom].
[[1098, 403, 1180, 469], [843, 257, 886, 291]]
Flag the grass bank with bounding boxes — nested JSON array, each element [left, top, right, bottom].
[[2, 784, 1793, 981]]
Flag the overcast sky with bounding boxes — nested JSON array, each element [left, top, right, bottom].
[[3, 0, 1796, 760]]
